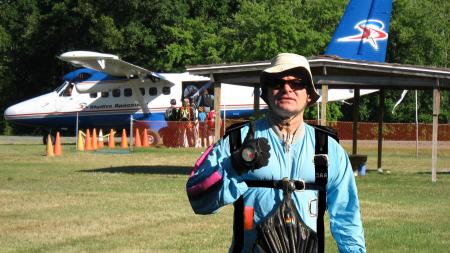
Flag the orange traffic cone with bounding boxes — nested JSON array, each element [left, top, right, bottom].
[[77, 130, 85, 151], [108, 129, 115, 148], [92, 128, 98, 150], [97, 129, 104, 149], [85, 129, 93, 151], [120, 129, 128, 149], [46, 134, 54, 157], [54, 131, 62, 156], [142, 128, 149, 147], [134, 128, 142, 147], [77, 130, 84, 151]]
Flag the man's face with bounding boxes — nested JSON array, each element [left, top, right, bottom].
[[266, 74, 311, 118]]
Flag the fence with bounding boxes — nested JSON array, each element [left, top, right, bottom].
[[324, 121, 450, 141], [132, 119, 450, 148]]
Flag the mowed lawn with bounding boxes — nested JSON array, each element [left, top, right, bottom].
[[0, 140, 449, 253]]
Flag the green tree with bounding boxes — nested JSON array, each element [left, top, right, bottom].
[[1, 0, 449, 135]]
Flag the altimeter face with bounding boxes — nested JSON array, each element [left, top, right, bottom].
[[242, 146, 256, 162]]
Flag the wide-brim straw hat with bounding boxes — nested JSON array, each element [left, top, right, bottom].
[[260, 53, 320, 105]]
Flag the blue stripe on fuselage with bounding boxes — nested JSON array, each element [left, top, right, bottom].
[[8, 109, 262, 131]]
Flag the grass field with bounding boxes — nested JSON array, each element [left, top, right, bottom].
[[0, 139, 449, 253]]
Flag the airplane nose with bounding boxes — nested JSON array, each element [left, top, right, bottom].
[[4, 104, 18, 120]]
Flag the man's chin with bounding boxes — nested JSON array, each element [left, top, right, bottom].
[[273, 107, 299, 118]]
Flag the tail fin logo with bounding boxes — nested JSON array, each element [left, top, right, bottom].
[[337, 19, 388, 50]]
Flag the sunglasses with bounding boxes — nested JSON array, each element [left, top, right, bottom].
[[265, 76, 308, 90]]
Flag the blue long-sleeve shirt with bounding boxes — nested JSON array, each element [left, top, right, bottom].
[[187, 119, 366, 252]]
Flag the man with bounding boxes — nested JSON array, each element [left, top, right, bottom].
[[197, 106, 208, 147], [163, 98, 180, 147], [164, 98, 178, 121], [199, 89, 214, 112], [186, 53, 365, 252]]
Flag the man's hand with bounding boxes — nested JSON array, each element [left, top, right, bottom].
[[231, 122, 271, 174]]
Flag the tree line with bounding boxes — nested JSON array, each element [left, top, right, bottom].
[[0, 0, 448, 134]]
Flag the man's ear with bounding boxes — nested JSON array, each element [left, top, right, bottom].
[[307, 95, 311, 103]]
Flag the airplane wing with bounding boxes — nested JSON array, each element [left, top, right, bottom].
[[58, 51, 168, 82]]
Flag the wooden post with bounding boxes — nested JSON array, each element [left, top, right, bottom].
[[320, 66, 328, 126], [377, 89, 385, 171], [431, 86, 440, 182], [320, 84, 328, 126], [352, 88, 360, 155], [214, 81, 222, 142]]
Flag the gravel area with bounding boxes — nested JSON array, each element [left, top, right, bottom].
[[0, 136, 76, 145]]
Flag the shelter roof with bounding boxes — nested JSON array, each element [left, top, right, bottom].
[[186, 55, 450, 90]]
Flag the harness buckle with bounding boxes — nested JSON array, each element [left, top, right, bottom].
[[281, 177, 296, 193], [313, 154, 328, 167], [294, 179, 306, 192]]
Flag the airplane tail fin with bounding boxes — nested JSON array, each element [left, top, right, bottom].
[[324, 0, 392, 62]]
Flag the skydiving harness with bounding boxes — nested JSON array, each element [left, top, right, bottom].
[[226, 121, 338, 253]]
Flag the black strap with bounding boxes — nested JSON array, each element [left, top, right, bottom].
[[311, 124, 339, 142], [244, 180, 326, 191], [228, 122, 246, 253], [314, 127, 329, 253], [232, 196, 244, 253]]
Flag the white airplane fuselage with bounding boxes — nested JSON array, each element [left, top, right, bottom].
[[4, 67, 378, 132], [4, 68, 261, 133]]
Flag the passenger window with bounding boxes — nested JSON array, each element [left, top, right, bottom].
[[162, 87, 170, 95], [149, 87, 157, 96], [112, 89, 121, 97], [101, 91, 109, 98], [90, 92, 98, 98], [124, 88, 132, 97], [139, 88, 145, 95]]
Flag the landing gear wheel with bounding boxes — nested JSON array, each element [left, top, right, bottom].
[[147, 130, 161, 146]]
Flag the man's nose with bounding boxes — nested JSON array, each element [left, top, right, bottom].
[[280, 82, 294, 92]]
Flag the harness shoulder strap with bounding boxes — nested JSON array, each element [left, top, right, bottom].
[[313, 125, 331, 253], [226, 121, 249, 253], [225, 121, 248, 153], [311, 124, 339, 143]]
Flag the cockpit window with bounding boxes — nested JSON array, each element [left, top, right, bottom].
[[61, 83, 74, 97], [55, 81, 68, 94]]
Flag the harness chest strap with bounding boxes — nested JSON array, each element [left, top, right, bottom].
[[244, 179, 325, 192]]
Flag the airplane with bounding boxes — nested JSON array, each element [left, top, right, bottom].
[[4, 0, 392, 145], [325, 0, 392, 62], [311, 0, 392, 115], [3, 51, 263, 145]]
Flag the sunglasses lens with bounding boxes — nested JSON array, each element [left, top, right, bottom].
[[268, 78, 284, 89], [289, 79, 306, 90], [267, 77, 306, 90]]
